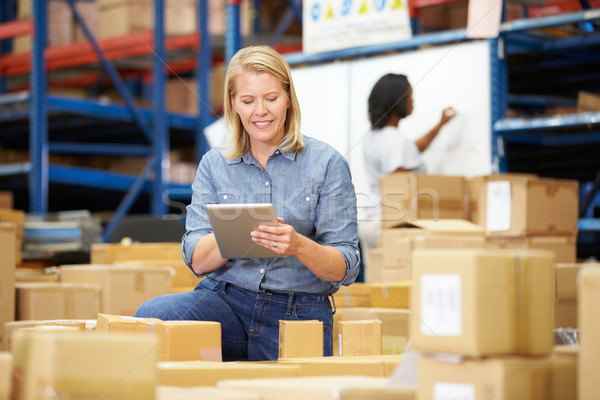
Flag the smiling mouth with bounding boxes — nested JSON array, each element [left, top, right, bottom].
[[254, 121, 272, 127]]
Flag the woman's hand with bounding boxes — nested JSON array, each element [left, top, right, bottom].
[[440, 107, 457, 126], [250, 217, 298, 256]]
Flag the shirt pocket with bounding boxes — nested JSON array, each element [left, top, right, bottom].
[[285, 190, 318, 235]]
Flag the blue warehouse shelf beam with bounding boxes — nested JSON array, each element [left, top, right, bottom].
[[30, 0, 48, 215], [196, 0, 212, 164], [494, 111, 600, 132], [49, 143, 152, 156], [490, 37, 509, 173], [226, 0, 243, 66], [153, 0, 168, 216], [500, 9, 600, 32], [501, 131, 600, 146]]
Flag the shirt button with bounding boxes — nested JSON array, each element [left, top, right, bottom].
[[275, 150, 280, 154], [223, 195, 228, 200], [259, 269, 265, 274], [265, 181, 269, 186], [305, 196, 310, 201], [355, 250, 360, 255]]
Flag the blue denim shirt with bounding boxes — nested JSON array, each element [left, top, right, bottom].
[[182, 136, 360, 294]]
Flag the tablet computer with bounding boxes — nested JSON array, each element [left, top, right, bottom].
[[205, 203, 283, 259]]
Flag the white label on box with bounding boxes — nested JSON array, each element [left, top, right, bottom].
[[420, 274, 462, 336], [433, 382, 475, 400], [486, 180, 511, 231]]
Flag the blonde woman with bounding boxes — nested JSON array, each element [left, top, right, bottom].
[[136, 46, 360, 361]]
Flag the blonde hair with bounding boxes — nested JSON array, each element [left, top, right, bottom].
[[222, 45, 303, 159]]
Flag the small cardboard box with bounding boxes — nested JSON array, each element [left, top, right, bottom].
[[11, 331, 158, 400], [157, 361, 301, 387], [410, 249, 555, 357], [59, 264, 173, 316], [338, 320, 382, 356], [337, 308, 410, 355], [0, 224, 16, 351], [578, 265, 600, 400], [16, 282, 101, 320], [380, 173, 467, 229], [417, 356, 549, 400], [278, 320, 323, 359], [97, 314, 222, 361], [368, 281, 411, 309], [476, 176, 578, 237], [577, 91, 600, 113]]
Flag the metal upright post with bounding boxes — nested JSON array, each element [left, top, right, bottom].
[[490, 37, 508, 174], [30, 0, 48, 215], [153, 0, 167, 216], [226, 0, 242, 66], [196, 0, 211, 165]]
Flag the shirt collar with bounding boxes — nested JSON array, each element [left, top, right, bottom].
[[228, 146, 297, 165]]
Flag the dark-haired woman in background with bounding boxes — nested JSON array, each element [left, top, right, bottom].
[[359, 73, 456, 265]]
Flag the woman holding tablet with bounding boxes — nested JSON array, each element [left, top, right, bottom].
[[135, 45, 360, 361]]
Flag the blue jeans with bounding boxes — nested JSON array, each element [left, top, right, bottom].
[[135, 278, 335, 361]]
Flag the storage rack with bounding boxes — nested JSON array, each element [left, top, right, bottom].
[[1, 1, 599, 254]]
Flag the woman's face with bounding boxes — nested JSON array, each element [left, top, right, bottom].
[[231, 70, 290, 150]]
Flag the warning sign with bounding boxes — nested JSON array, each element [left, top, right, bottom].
[[303, 0, 412, 54]]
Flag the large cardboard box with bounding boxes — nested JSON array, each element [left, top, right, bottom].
[[0, 224, 16, 351], [555, 263, 584, 328], [486, 235, 577, 263], [157, 361, 301, 387], [277, 355, 404, 377], [578, 266, 600, 400], [218, 376, 392, 400], [12, 331, 158, 400], [368, 281, 411, 309], [380, 173, 467, 228], [59, 264, 173, 316], [337, 308, 410, 355], [0, 210, 24, 265], [97, 314, 221, 361], [278, 320, 323, 358], [475, 175, 578, 237], [0, 352, 12, 400], [410, 249, 555, 357], [417, 356, 549, 400], [16, 282, 101, 320], [91, 242, 200, 289], [338, 320, 382, 356]]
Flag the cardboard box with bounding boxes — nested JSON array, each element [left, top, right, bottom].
[[15, 267, 59, 283], [166, 66, 226, 114], [337, 308, 410, 355], [279, 320, 323, 358], [418, 356, 549, 400], [368, 281, 411, 309], [0, 210, 24, 265], [555, 263, 585, 328], [99, 0, 197, 39], [0, 224, 16, 351], [16, 282, 101, 320], [338, 320, 382, 356], [380, 173, 467, 228], [548, 349, 577, 400], [486, 235, 577, 264], [475, 176, 578, 237], [11, 331, 158, 400], [157, 361, 301, 387], [0, 352, 12, 400], [277, 355, 404, 377], [156, 386, 262, 400], [91, 243, 200, 289], [365, 248, 385, 283], [577, 91, 600, 113], [381, 219, 484, 272], [218, 376, 392, 400], [0, 192, 13, 209], [338, 386, 415, 400], [410, 249, 555, 357], [59, 264, 173, 316], [97, 314, 222, 361], [578, 266, 600, 399], [333, 283, 372, 307]]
